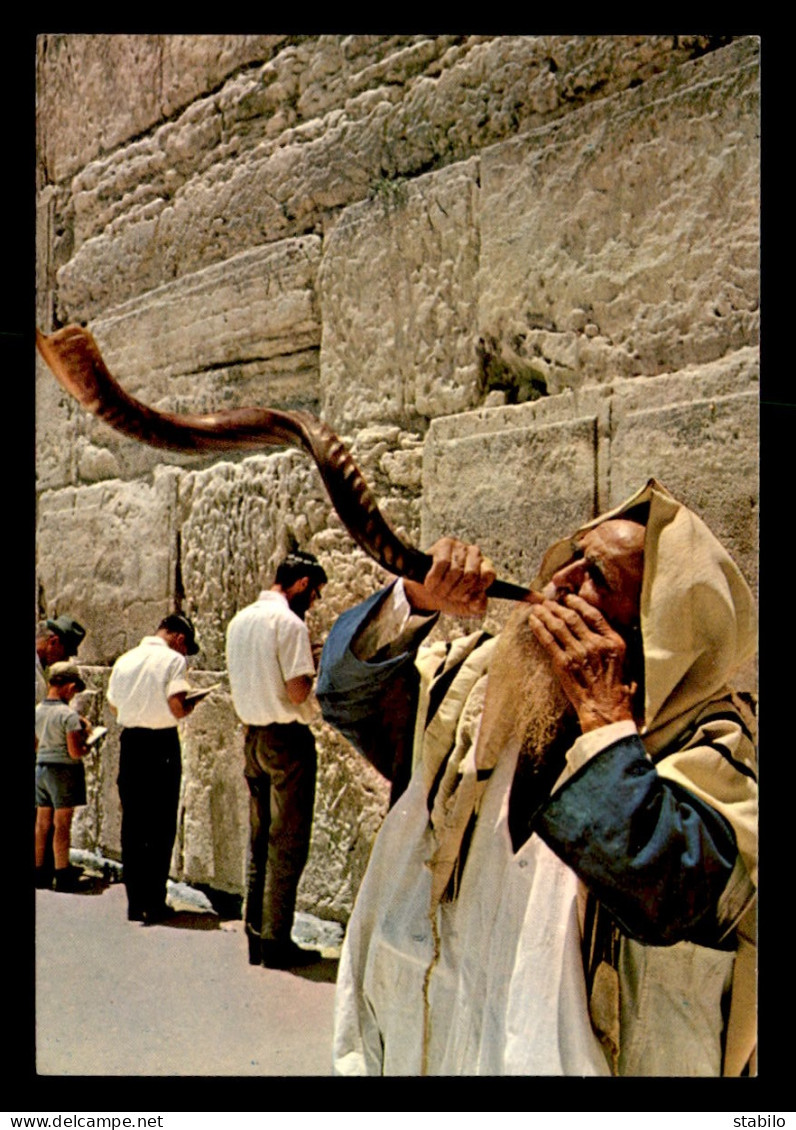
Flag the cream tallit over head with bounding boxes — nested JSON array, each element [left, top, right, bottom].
[[535, 478, 759, 909], [427, 479, 758, 913], [533, 478, 758, 752]]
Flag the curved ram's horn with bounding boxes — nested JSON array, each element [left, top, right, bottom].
[[36, 325, 533, 601]]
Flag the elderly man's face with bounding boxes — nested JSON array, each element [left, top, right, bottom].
[[543, 518, 645, 631]]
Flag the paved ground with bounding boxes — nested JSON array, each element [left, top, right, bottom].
[[35, 877, 340, 1077]]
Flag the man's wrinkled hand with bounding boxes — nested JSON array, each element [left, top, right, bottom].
[[528, 592, 637, 731], [404, 537, 496, 618]]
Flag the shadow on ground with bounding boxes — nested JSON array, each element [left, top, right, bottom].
[[157, 909, 222, 931], [285, 957, 339, 984]]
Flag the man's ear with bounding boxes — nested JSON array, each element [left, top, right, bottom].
[[293, 575, 311, 593]]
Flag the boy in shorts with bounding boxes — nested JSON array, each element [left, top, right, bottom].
[[35, 662, 90, 891]]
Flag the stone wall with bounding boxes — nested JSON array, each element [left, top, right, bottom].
[[35, 34, 759, 924]]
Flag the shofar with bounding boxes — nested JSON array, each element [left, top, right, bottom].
[[37, 324, 532, 601]]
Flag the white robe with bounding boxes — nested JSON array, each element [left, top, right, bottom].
[[334, 730, 610, 1075]]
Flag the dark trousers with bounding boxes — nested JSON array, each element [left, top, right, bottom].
[[117, 727, 182, 918], [244, 722, 316, 943]]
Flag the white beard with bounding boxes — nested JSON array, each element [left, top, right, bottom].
[[476, 604, 574, 774], [429, 605, 577, 902]]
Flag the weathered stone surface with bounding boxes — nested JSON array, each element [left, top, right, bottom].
[[478, 37, 759, 393], [609, 349, 759, 593], [423, 399, 604, 592], [177, 451, 333, 670], [37, 239, 323, 492], [68, 668, 120, 859], [96, 237, 321, 384], [175, 678, 249, 894], [382, 35, 739, 178], [298, 722, 389, 923], [36, 34, 288, 184], [36, 469, 181, 666], [319, 159, 481, 431], [36, 186, 57, 329], [48, 37, 738, 324], [422, 349, 757, 597], [36, 348, 89, 490], [36, 35, 760, 921], [178, 426, 423, 670], [54, 112, 373, 324]]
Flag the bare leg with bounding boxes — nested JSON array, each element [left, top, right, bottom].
[[35, 807, 54, 867], [52, 808, 75, 870]]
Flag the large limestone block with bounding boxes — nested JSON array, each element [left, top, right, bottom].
[[383, 35, 729, 178], [36, 177, 77, 328], [49, 36, 458, 318], [36, 187, 57, 328], [609, 354, 760, 698], [477, 37, 759, 393], [52, 36, 444, 248], [36, 34, 287, 184], [609, 348, 759, 592], [93, 237, 321, 388], [36, 238, 322, 491], [422, 394, 606, 592], [55, 108, 383, 322], [36, 468, 182, 666], [175, 678, 249, 895], [422, 349, 758, 599], [49, 36, 722, 245], [36, 347, 90, 490], [319, 159, 482, 431]]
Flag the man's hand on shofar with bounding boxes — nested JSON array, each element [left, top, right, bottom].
[[528, 592, 637, 732], [404, 537, 496, 618]]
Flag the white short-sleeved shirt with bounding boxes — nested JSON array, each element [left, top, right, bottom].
[[107, 635, 190, 729], [226, 591, 315, 726]]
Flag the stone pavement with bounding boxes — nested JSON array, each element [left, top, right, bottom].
[[35, 876, 340, 1077]]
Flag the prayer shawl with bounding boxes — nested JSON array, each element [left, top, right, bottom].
[[321, 480, 757, 1075]]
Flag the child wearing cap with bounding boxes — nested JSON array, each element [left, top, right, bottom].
[[35, 662, 90, 892]]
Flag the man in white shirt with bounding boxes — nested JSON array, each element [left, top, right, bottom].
[[108, 613, 200, 924], [226, 551, 328, 969]]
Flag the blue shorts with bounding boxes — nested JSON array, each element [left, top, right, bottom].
[[35, 762, 86, 809]]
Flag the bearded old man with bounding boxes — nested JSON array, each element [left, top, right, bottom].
[[315, 480, 757, 1077]]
